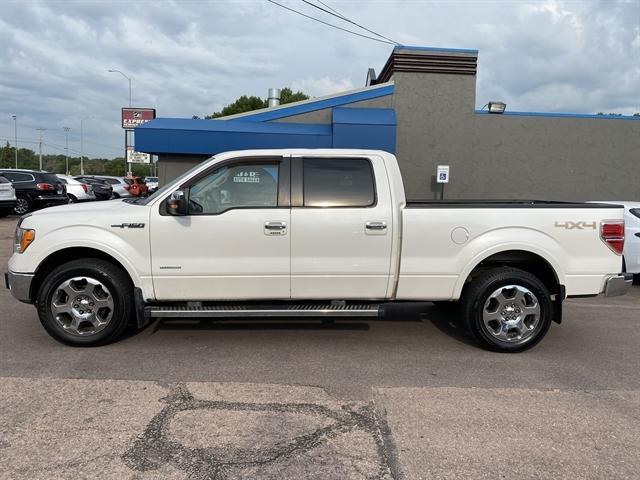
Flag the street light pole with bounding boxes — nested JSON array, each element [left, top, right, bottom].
[[63, 127, 71, 175], [108, 69, 133, 176], [108, 69, 132, 107], [11, 115, 17, 168]]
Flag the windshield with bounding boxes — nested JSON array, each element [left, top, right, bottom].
[[128, 159, 214, 205]]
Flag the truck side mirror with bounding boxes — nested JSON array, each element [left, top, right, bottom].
[[166, 189, 188, 216]]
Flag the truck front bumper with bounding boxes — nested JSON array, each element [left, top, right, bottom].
[[604, 273, 633, 297], [5, 271, 34, 304]]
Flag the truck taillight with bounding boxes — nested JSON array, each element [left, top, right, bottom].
[[81, 183, 89, 193], [36, 183, 55, 191], [600, 220, 625, 255]]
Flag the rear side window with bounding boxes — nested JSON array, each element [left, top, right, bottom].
[[2, 172, 33, 183], [303, 158, 375, 207], [100, 178, 120, 185], [38, 173, 62, 184]]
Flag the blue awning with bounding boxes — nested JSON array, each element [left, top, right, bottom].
[[135, 108, 397, 156]]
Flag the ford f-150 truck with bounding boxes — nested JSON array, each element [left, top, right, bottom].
[[5, 149, 633, 351]]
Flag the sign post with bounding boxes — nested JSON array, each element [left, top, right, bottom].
[[121, 108, 156, 176], [436, 165, 450, 200]]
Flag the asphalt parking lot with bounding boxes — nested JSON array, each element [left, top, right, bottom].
[[1, 216, 639, 479]]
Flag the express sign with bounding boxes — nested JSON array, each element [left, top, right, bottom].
[[121, 108, 156, 129]]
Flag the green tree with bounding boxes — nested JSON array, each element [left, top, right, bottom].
[[202, 87, 310, 119]]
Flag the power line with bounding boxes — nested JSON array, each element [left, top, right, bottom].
[[300, 0, 400, 45], [265, 0, 396, 45]]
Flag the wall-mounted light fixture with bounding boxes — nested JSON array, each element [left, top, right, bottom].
[[488, 101, 507, 114]]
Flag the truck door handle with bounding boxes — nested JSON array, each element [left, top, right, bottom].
[[365, 221, 387, 230], [265, 221, 287, 230]]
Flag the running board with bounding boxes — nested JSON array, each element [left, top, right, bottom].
[[145, 304, 381, 319]]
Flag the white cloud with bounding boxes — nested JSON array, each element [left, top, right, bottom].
[[291, 77, 355, 97]]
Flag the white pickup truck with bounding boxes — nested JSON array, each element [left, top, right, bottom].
[[6, 149, 633, 351]]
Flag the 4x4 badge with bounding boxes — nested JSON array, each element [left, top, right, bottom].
[[554, 221, 597, 230]]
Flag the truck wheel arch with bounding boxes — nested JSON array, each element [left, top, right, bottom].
[[456, 249, 563, 300], [30, 247, 136, 303]]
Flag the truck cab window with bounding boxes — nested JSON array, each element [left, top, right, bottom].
[[188, 163, 279, 214], [303, 158, 375, 207]]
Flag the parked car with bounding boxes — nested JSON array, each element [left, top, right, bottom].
[[6, 149, 632, 350], [125, 175, 149, 197], [0, 169, 67, 215], [592, 202, 640, 279], [73, 176, 113, 201], [0, 175, 17, 217], [56, 175, 96, 203], [93, 176, 132, 198], [145, 176, 159, 193]]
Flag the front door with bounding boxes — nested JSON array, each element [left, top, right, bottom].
[[290, 155, 393, 299], [150, 156, 290, 301]]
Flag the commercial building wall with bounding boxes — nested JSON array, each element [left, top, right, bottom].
[[389, 51, 639, 201]]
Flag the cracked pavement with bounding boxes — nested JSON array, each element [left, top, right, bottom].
[[1, 217, 639, 479]]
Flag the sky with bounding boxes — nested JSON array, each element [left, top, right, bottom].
[[1, 0, 639, 159]]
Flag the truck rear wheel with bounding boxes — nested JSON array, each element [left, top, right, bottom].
[[36, 259, 134, 346], [460, 267, 553, 352]]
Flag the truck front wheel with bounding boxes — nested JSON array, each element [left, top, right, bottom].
[[36, 259, 134, 346], [460, 267, 553, 352]]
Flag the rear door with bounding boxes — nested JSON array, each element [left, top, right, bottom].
[[290, 155, 393, 299]]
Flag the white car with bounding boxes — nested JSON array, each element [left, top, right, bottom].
[[593, 202, 640, 277], [56, 175, 96, 203], [145, 176, 159, 193], [0, 175, 17, 217], [6, 149, 632, 351]]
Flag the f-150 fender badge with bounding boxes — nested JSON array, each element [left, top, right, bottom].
[[111, 223, 146, 229], [554, 221, 597, 230]]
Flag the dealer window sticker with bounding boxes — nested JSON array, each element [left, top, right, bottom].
[[233, 171, 261, 183]]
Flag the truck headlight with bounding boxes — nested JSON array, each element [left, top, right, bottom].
[[14, 227, 36, 253]]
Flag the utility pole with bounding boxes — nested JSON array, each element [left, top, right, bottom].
[[36, 128, 46, 171], [80, 117, 92, 175], [11, 115, 17, 168], [63, 127, 71, 175]]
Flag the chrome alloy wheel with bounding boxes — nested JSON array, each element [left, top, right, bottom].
[[14, 197, 29, 215], [482, 285, 541, 344], [50, 277, 115, 336]]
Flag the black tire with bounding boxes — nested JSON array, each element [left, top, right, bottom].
[[460, 267, 553, 353], [112, 192, 120, 199], [0, 208, 10, 218], [67, 194, 78, 204], [36, 259, 134, 346], [13, 194, 31, 215]]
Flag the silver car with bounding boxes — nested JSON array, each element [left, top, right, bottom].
[[94, 176, 132, 198], [56, 175, 96, 203]]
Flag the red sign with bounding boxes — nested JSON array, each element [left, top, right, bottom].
[[121, 108, 156, 129]]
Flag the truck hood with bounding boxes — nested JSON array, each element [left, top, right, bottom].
[[27, 199, 133, 217]]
